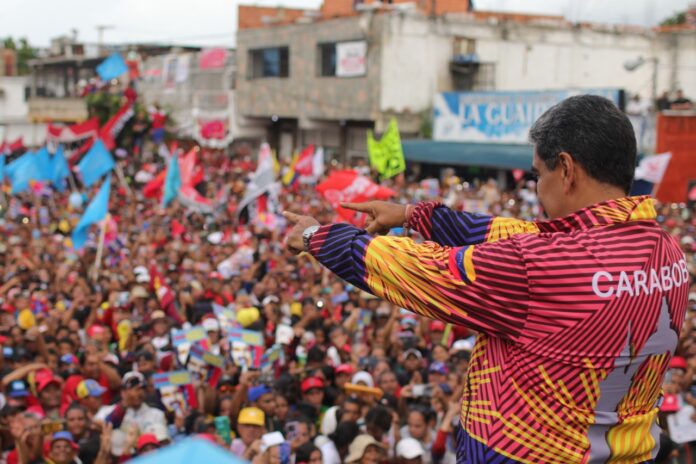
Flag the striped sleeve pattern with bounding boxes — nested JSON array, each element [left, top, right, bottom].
[[406, 201, 540, 246], [309, 223, 531, 340]]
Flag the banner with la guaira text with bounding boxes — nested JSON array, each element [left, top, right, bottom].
[[433, 89, 623, 144]]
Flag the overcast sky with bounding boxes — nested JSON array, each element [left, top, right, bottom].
[[1, 0, 691, 48]]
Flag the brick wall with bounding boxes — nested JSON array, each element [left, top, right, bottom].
[[238, 6, 311, 30]]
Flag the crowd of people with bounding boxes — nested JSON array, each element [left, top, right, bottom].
[[0, 108, 695, 464]]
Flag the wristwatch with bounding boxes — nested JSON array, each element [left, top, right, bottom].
[[303, 225, 320, 252]]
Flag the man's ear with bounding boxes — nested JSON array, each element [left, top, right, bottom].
[[558, 152, 576, 194]]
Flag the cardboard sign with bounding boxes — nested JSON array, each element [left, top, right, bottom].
[[172, 326, 206, 347], [189, 343, 225, 368], [228, 329, 263, 347], [152, 370, 192, 389]]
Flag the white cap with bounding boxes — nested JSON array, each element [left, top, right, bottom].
[[351, 371, 374, 388], [202, 317, 220, 332], [451, 339, 474, 352], [145, 422, 170, 442], [396, 438, 424, 459], [260, 431, 285, 452]]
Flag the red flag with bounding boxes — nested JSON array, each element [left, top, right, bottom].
[[316, 170, 395, 226], [294, 145, 315, 177], [8, 137, 24, 153], [199, 48, 227, 70], [143, 171, 166, 199], [171, 219, 186, 238], [47, 119, 98, 143], [100, 102, 135, 150], [149, 265, 183, 325]]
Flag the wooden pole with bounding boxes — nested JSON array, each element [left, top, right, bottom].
[[92, 214, 109, 282]]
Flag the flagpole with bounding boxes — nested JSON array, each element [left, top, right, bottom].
[[114, 164, 133, 197], [92, 214, 109, 282]]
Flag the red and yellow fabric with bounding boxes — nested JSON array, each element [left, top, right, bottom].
[[308, 196, 688, 463]]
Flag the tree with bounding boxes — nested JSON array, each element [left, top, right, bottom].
[[660, 11, 687, 26], [3, 36, 38, 75]]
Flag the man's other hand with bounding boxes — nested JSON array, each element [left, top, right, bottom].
[[341, 201, 406, 235], [283, 211, 320, 254]]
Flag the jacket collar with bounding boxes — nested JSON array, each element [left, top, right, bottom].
[[537, 196, 656, 233]]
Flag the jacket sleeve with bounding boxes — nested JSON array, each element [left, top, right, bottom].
[[308, 224, 530, 341], [406, 201, 540, 247]]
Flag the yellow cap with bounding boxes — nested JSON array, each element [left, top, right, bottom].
[[238, 407, 265, 426], [58, 219, 70, 233], [237, 307, 260, 328], [290, 302, 303, 317], [17, 309, 36, 330]]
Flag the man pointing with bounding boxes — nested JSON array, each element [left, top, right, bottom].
[[285, 95, 689, 463]]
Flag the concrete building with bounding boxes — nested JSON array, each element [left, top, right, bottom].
[[0, 75, 47, 146], [137, 48, 252, 149], [235, 0, 696, 162]]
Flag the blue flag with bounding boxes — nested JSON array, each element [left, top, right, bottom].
[[77, 139, 115, 187], [0, 154, 5, 181], [96, 53, 129, 82], [34, 146, 53, 182], [6, 151, 37, 194], [162, 153, 181, 207], [50, 146, 70, 193], [72, 175, 111, 250]]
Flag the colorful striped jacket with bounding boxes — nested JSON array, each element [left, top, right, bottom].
[[307, 196, 689, 463]]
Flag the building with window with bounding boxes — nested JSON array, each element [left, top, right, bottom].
[[236, 0, 696, 163]]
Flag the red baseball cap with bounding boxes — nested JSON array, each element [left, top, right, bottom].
[[430, 320, 446, 332], [86, 325, 107, 339], [136, 433, 160, 451], [335, 364, 354, 376], [36, 372, 62, 392], [301, 376, 325, 393], [670, 356, 688, 371]]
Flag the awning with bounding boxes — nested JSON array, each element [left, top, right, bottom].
[[402, 140, 533, 170]]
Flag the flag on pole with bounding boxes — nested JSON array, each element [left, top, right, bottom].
[[162, 152, 182, 207], [99, 102, 135, 150], [238, 144, 281, 227], [77, 139, 115, 187], [6, 151, 37, 194], [316, 170, 396, 226], [367, 118, 406, 179], [96, 53, 129, 82], [282, 152, 299, 187], [634, 152, 672, 184], [50, 145, 70, 193], [0, 154, 5, 181], [72, 175, 111, 250], [312, 146, 325, 180], [294, 145, 315, 177], [34, 147, 53, 182]]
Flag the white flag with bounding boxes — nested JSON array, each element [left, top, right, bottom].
[[635, 152, 672, 184], [313, 146, 325, 179]]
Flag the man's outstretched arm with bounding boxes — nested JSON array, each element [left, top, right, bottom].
[[285, 213, 530, 341], [343, 200, 539, 247]]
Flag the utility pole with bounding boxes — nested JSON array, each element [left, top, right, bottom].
[[96, 25, 115, 55]]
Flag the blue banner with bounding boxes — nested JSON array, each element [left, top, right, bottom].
[[433, 89, 622, 144]]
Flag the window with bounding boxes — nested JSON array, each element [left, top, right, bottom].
[[248, 47, 289, 79], [317, 40, 367, 77], [318, 43, 337, 77]]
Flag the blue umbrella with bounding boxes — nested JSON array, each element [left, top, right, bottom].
[[129, 437, 248, 464]]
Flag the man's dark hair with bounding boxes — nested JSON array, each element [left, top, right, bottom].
[[365, 406, 392, 433], [529, 95, 636, 194]]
